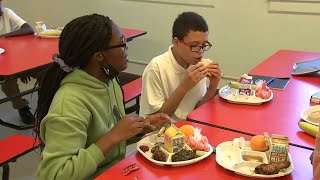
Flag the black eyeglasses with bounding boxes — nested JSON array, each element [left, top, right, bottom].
[[106, 36, 128, 50], [180, 40, 212, 52], [106, 43, 128, 50]]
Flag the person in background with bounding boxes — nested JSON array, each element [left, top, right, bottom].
[[0, 0, 35, 124], [139, 11, 221, 122], [311, 127, 320, 179], [35, 14, 170, 180]]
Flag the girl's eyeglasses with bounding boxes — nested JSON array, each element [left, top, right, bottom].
[[107, 36, 128, 50], [107, 43, 128, 50]]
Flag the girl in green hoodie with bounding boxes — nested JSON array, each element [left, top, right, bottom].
[[35, 14, 170, 180]]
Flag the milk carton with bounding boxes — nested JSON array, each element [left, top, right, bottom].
[[238, 74, 253, 96], [35, 21, 47, 34], [164, 125, 185, 153], [269, 134, 289, 163]]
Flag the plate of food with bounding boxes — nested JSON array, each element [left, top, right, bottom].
[[0, 48, 4, 54], [300, 105, 320, 126], [219, 84, 273, 105], [219, 74, 273, 105], [38, 35, 60, 38], [37, 29, 62, 38], [137, 124, 213, 166], [216, 134, 294, 178]]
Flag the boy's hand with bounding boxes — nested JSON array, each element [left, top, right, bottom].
[[182, 63, 208, 91], [206, 61, 221, 88]]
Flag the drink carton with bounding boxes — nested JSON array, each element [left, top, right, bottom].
[[164, 125, 185, 153], [269, 134, 289, 163], [238, 74, 253, 96], [35, 21, 47, 34]]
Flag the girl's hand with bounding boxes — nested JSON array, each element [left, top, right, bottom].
[[110, 114, 145, 142], [143, 113, 171, 133]]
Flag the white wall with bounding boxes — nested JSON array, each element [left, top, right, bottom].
[[5, 0, 320, 87]]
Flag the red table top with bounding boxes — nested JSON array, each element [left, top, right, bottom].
[[122, 28, 146, 41], [122, 77, 142, 102], [188, 50, 320, 149], [95, 121, 313, 180], [0, 28, 146, 77]]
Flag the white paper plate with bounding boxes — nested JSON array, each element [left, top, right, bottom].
[[219, 85, 273, 105], [137, 134, 213, 166], [216, 141, 294, 178], [0, 48, 4, 54], [300, 105, 320, 126]]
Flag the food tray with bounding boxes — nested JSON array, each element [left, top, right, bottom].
[[216, 141, 294, 178], [219, 85, 273, 105], [137, 134, 213, 166]]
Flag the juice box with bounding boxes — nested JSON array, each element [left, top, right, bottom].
[[269, 134, 289, 163], [238, 74, 253, 96], [164, 125, 185, 153]]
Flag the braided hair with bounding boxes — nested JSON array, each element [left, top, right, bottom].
[[34, 14, 113, 145]]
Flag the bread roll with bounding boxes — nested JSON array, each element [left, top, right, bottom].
[[308, 111, 320, 121], [201, 59, 212, 67]]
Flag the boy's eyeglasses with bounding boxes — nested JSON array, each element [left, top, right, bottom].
[[180, 40, 212, 52]]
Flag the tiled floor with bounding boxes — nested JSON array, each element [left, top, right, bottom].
[[0, 78, 137, 179]]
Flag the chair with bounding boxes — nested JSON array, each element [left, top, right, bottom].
[[122, 77, 142, 114], [117, 72, 142, 114]]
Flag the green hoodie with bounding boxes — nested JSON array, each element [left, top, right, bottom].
[[37, 69, 126, 180]]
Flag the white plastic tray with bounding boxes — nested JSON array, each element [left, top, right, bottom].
[[216, 141, 294, 178], [219, 85, 273, 105], [137, 134, 213, 166]]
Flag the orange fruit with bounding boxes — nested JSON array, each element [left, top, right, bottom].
[[250, 135, 269, 152], [179, 125, 195, 137]]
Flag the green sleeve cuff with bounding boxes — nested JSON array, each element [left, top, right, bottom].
[[88, 143, 105, 165]]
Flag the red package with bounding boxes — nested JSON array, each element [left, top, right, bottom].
[[122, 163, 140, 176]]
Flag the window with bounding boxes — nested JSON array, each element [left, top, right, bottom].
[[269, 0, 320, 15], [122, 0, 215, 8]]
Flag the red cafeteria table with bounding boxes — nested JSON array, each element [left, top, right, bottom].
[[188, 50, 320, 150], [96, 121, 313, 180]]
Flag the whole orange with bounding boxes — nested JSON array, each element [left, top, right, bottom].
[[250, 135, 269, 152], [179, 125, 195, 137]]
